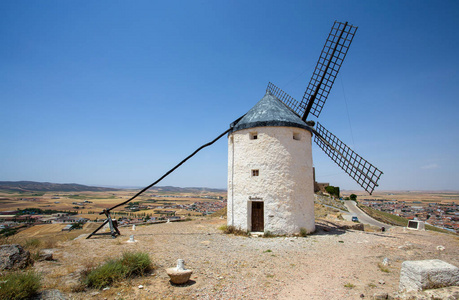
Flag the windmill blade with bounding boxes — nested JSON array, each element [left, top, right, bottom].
[[266, 82, 303, 117], [302, 21, 358, 121], [313, 122, 382, 194]]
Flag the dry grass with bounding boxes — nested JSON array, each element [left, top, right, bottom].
[[0, 271, 41, 300], [82, 251, 154, 289], [378, 263, 390, 273], [218, 225, 249, 236]]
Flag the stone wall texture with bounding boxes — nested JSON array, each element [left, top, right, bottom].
[[227, 126, 315, 235], [399, 259, 459, 292]]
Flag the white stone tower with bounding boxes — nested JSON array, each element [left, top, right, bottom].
[[227, 91, 315, 235]]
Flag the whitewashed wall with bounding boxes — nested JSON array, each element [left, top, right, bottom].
[[228, 126, 315, 235]]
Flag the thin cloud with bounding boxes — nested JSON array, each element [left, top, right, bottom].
[[421, 163, 439, 170]]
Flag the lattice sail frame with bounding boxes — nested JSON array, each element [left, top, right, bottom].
[[267, 82, 304, 116], [302, 21, 357, 119], [314, 122, 382, 194]]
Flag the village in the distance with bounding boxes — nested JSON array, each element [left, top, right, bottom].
[[0, 181, 457, 235]]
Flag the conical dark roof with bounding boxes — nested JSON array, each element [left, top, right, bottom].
[[231, 91, 311, 133]]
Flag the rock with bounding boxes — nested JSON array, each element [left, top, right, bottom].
[[398, 243, 414, 251], [34, 289, 67, 300], [382, 258, 390, 266], [393, 286, 459, 300], [37, 249, 54, 261], [379, 280, 385, 285], [340, 223, 364, 231], [437, 245, 445, 251], [166, 259, 193, 284], [399, 259, 459, 292], [372, 292, 389, 299], [138, 285, 144, 289], [424, 286, 459, 299], [0, 244, 33, 270]]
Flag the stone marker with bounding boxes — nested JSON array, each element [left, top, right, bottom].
[[407, 220, 425, 231], [166, 259, 193, 284], [0, 244, 33, 270], [399, 259, 459, 292], [132, 225, 136, 231], [127, 235, 136, 243]]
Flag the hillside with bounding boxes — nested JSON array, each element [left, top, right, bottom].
[[0, 181, 226, 194], [150, 186, 226, 193], [0, 181, 118, 193]]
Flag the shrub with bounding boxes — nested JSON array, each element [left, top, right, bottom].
[[23, 238, 42, 249], [83, 251, 153, 289], [378, 263, 390, 273], [121, 251, 152, 277], [221, 225, 249, 236], [263, 231, 275, 238], [217, 225, 228, 231], [0, 227, 18, 237], [84, 259, 127, 289], [344, 282, 355, 288], [0, 271, 41, 300], [70, 222, 83, 230], [299, 227, 309, 237]]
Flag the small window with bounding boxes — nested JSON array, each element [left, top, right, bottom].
[[250, 132, 258, 140], [251, 169, 259, 176], [229, 136, 233, 144], [293, 133, 301, 140]]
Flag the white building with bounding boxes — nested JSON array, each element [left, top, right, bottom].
[[227, 91, 315, 235]]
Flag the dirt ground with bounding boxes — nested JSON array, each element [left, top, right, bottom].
[[31, 217, 459, 300]]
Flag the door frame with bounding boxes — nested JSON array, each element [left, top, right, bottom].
[[250, 201, 264, 232]]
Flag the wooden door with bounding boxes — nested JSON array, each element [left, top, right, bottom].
[[251, 202, 264, 232]]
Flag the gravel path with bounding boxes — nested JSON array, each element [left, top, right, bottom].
[[34, 217, 459, 299]]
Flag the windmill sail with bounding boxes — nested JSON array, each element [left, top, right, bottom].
[[267, 82, 304, 117], [268, 21, 382, 195], [302, 21, 358, 120], [313, 122, 382, 194]]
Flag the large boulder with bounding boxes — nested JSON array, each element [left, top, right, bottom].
[[0, 244, 33, 270], [399, 259, 459, 292]]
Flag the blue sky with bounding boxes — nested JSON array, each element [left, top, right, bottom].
[[1, 1, 458, 191]]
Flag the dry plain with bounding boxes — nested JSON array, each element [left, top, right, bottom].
[[1, 189, 458, 299], [0, 188, 226, 221]]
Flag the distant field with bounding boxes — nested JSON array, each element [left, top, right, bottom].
[[341, 190, 459, 204], [0, 189, 226, 220]]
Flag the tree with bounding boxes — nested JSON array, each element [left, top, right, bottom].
[[349, 194, 357, 201], [325, 186, 340, 198]]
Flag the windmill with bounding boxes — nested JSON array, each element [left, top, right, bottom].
[[227, 21, 382, 235], [87, 21, 382, 239]]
